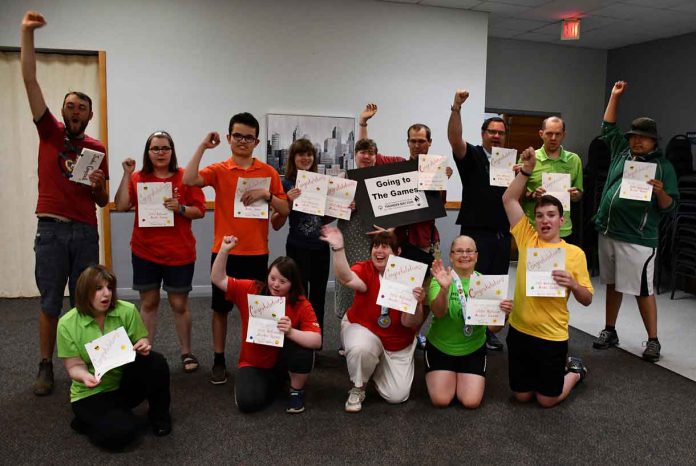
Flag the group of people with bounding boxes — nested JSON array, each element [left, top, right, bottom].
[[21, 9, 679, 451]]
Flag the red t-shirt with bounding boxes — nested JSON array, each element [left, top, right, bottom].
[[200, 158, 287, 255], [346, 260, 417, 351], [35, 110, 108, 225], [128, 168, 206, 265], [225, 278, 321, 369]]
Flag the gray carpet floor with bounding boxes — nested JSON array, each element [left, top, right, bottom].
[[1, 296, 695, 465]]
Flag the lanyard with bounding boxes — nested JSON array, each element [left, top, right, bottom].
[[450, 270, 473, 336]]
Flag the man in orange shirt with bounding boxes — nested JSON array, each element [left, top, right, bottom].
[[184, 113, 289, 384]]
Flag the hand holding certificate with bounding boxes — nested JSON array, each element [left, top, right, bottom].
[[137, 182, 174, 227], [246, 294, 285, 347], [418, 154, 448, 191], [466, 275, 509, 326], [234, 177, 271, 219], [526, 247, 566, 297], [490, 148, 517, 187], [70, 148, 105, 186], [376, 255, 428, 314], [84, 326, 136, 381], [542, 173, 571, 212], [619, 160, 656, 201], [294, 170, 329, 216]]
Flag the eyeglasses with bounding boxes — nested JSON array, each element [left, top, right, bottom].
[[231, 133, 257, 144], [451, 249, 477, 256], [149, 146, 172, 153], [485, 129, 506, 136]]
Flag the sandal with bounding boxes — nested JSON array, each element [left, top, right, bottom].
[[181, 353, 199, 373]]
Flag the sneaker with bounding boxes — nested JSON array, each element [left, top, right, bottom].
[[210, 362, 228, 385], [345, 387, 366, 413], [566, 356, 588, 382], [592, 329, 619, 349], [642, 340, 661, 362], [286, 389, 305, 414], [33, 359, 54, 396], [485, 331, 504, 351]]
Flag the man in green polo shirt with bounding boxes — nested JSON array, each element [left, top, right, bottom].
[[521, 117, 583, 244]]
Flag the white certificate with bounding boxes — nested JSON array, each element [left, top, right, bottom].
[[70, 148, 105, 186], [526, 247, 566, 297], [418, 154, 448, 191], [137, 182, 174, 227], [325, 177, 357, 220], [364, 171, 429, 217], [466, 275, 508, 326], [619, 160, 656, 202], [234, 177, 271, 219], [542, 173, 571, 211], [84, 326, 136, 381], [246, 294, 285, 347], [489, 148, 517, 187], [376, 255, 428, 314], [293, 170, 329, 216]]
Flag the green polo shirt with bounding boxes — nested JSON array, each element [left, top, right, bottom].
[[57, 300, 148, 403], [522, 146, 583, 238]]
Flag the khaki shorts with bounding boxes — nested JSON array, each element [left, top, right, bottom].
[[598, 234, 655, 297]]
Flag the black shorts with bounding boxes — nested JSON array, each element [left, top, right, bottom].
[[506, 326, 568, 397], [132, 253, 194, 294], [423, 341, 487, 376], [210, 252, 268, 313]]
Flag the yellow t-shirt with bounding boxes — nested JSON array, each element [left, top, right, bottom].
[[509, 217, 593, 341]]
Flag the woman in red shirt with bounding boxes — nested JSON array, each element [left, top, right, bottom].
[[211, 235, 321, 414], [114, 131, 205, 373]]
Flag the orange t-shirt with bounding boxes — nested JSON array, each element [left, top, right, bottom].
[[200, 157, 287, 255]]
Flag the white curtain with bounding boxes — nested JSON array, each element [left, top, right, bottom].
[[0, 51, 101, 297]]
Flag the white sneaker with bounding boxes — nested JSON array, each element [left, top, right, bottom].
[[345, 387, 366, 413]]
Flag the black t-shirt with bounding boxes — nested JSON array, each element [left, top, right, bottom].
[[454, 143, 509, 232]]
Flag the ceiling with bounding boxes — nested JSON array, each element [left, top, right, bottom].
[[377, 0, 696, 49]]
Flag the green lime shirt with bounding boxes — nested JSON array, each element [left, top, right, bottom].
[[57, 300, 148, 402], [522, 146, 583, 238], [426, 274, 486, 356]]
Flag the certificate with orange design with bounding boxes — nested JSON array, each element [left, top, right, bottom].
[[466, 275, 508, 325], [234, 177, 271, 219], [619, 160, 656, 201], [526, 248, 566, 297], [246, 294, 285, 347], [84, 326, 136, 381], [376, 255, 428, 314]]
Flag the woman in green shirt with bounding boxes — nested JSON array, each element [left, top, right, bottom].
[[426, 236, 512, 408]]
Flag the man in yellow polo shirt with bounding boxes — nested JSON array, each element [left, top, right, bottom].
[[502, 147, 593, 408]]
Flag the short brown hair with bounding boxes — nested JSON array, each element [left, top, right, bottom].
[[285, 138, 317, 181], [534, 194, 564, 217], [370, 230, 400, 253], [355, 138, 378, 154], [75, 265, 118, 317]]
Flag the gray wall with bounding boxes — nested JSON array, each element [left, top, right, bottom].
[[606, 31, 696, 143], [485, 38, 608, 161]]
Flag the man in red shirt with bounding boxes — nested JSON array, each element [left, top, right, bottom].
[[21, 11, 109, 396]]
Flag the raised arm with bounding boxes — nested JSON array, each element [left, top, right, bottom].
[[448, 89, 470, 160], [603, 81, 626, 124], [429, 259, 452, 318], [184, 132, 220, 187], [503, 147, 536, 227], [114, 158, 135, 211], [320, 225, 367, 293], [210, 235, 237, 292], [20, 11, 48, 121], [358, 103, 377, 140]]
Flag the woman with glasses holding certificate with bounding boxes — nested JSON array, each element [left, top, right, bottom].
[[114, 131, 205, 373], [426, 236, 512, 408]]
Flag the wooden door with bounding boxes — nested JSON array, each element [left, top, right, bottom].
[[503, 114, 549, 154]]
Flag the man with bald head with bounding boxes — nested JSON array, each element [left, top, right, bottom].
[[521, 116, 583, 244]]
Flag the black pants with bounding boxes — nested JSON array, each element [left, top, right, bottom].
[[460, 228, 511, 275], [286, 243, 330, 333], [71, 352, 170, 450], [235, 340, 314, 413]]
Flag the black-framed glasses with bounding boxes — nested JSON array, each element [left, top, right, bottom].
[[231, 133, 257, 144], [149, 146, 172, 153]]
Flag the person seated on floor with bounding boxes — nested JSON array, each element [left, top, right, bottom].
[[501, 147, 594, 408], [426, 236, 513, 408], [211, 235, 321, 414], [57, 265, 171, 451], [320, 226, 425, 413]]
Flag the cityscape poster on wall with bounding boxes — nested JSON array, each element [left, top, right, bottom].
[[266, 113, 355, 178]]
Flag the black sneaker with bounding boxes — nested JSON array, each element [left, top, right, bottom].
[[566, 356, 588, 382], [642, 340, 661, 362], [210, 362, 228, 385], [485, 331, 504, 351], [592, 329, 619, 349], [33, 359, 54, 396], [286, 389, 305, 414]]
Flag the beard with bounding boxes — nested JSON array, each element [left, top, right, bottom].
[[62, 114, 90, 138]]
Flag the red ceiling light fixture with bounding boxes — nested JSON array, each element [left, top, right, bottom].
[[561, 18, 581, 40]]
